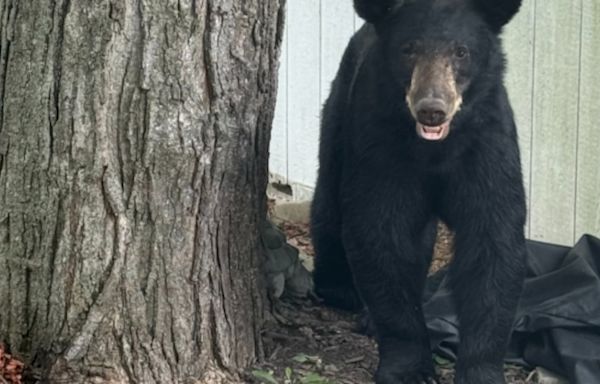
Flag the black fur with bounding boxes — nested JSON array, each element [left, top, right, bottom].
[[311, 1, 526, 383], [354, 0, 404, 23]]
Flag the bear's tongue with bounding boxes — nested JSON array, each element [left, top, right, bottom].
[[416, 122, 450, 141]]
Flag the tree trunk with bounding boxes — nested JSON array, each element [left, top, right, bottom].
[[0, 0, 284, 382]]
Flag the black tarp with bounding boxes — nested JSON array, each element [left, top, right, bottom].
[[424, 234, 600, 384]]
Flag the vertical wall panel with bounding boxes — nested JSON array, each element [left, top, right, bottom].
[[269, 11, 289, 182], [354, 12, 364, 32], [503, 0, 535, 238], [321, 1, 356, 107], [287, 0, 321, 187], [575, 2, 600, 239], [530, 0, 582, 245]]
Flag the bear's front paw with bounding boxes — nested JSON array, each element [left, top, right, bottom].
[[455, 364, 505, 384], [375, 364, 439, 384]]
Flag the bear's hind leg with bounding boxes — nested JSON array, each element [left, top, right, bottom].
[[311, 189, 362, 311]]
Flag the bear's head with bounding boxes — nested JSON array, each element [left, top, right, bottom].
[[355, 0, 521, 141]]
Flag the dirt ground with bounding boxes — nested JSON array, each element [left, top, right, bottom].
[[248, 218, 536, 384]]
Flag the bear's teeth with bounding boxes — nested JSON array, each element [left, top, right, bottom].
[[423, 126, 443, 133], [416, 122, 450, 141]]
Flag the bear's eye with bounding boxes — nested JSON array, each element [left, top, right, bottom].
[[455, 46, 469, 59]]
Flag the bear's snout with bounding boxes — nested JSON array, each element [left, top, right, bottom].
[[405, 56, 463, 141]]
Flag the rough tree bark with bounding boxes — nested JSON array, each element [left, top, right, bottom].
[[0, 0, 284, 382]]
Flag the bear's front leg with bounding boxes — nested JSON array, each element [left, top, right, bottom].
[[447, 218, 526, 384], [442, 161, 527, 384], [341, 173, 438, 384]]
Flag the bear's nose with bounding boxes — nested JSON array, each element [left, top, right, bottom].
[[415, 98, 447, 126]]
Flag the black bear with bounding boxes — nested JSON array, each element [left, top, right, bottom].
[[310, 0, 527, 383]]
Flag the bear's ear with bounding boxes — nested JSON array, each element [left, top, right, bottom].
[[471, 0, 522, 33], [354, 0, 402, 24]]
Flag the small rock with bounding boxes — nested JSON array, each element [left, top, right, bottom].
[[299, 326, 315, 339], [262, 226, 285, 249], [272, 201, 311, 224], [299, 251, 314, 271], [286, 264, 314, 298], [268, 273, 286, 298], [535, 367, 568, 384], [324, 364, 339, 373]]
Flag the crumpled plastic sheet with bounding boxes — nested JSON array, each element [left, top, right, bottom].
[[424, 234, 600, 384]]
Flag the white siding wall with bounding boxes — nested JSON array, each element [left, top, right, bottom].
[[270, 1, 361, 194], [269, 0, 600, 246]]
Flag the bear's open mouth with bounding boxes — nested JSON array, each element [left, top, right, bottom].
[[416, 121, 450, 141]]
